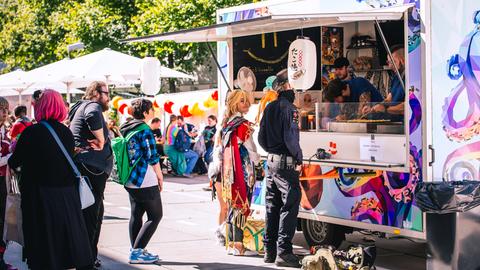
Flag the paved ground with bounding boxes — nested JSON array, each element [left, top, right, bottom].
[[5, 175, 426, 269]]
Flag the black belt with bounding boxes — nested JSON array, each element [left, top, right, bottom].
[[267, 153, 297, 169]]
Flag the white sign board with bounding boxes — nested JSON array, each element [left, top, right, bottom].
[[359, 136, 385, 162]]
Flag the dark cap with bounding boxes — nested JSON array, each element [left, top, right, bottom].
[[324, 78, 347, 102], [272, 69, 289, 92], [333, 57, 350, 69]]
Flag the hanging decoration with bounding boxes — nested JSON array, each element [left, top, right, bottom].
[[164, 101, 174, 114], [118, 103, 129, 115], [288, 37, 317, 90], [140, 57, 161, 96], [111, 96, 123, 109], [188, 102, 206, 116], [152, 99, 160, 109], [212, 90, 218, 101], [180, 105, 193, 117]]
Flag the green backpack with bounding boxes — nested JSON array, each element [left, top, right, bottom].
[[110, 123, 150, 185]]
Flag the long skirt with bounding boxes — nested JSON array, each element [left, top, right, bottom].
[[164, 145, 187, 175], [22, 185, 93, 270]]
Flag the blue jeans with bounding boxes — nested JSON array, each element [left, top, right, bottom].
[[184, 149, 199, 175], [204, 146, 213, 165]]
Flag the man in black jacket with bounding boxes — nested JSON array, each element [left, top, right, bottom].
[[68, 81, 113, 269], [258, 69, 303, 268]]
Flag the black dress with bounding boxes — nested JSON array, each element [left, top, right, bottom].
[[8, 120, 93, 270]]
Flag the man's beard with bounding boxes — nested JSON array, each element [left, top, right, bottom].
[[100, 100, 109, 112]]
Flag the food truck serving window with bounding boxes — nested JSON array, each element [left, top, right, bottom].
[[122, 3, 413, 173]]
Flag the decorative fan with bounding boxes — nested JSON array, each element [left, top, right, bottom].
[[236, 67, 257, 92]]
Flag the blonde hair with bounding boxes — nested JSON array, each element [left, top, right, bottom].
[[222, 89, 250, 127]]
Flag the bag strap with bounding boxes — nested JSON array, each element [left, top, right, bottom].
[[125, 123, 150, 141], [40, 121, 82, 178]]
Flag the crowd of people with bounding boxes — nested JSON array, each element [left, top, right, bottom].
[[0, 49, 406, 269], [0, 80, 226, 269]]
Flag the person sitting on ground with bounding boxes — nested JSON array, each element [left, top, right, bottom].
[[119, 99, 163, 265], [149, 117, 166, 169], [177, 116, 199, 178], [202, 115, 217, 165], [163, 115, 187, 176]]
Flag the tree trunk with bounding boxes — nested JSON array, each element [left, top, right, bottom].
[[168, 53, 176, 93]]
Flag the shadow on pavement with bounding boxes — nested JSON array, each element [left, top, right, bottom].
[[97, 253, 279, 270], [163, 174, 209, 185], [103, 215, 128, 221], [156, 260, 279, 270]]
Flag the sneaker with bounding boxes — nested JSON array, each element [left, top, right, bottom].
[[264, 252, 276, 263], [182, 174, 194, 178], [143, 249, 159, 259], [129, 248, 158, 264], [232, 248, 257, 256], [214, 228, 226, 246], [275, 253, 301, 268]]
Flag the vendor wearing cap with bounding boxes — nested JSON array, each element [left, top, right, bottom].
[[258, 69, 302, 268], [333, 57, 383, 103]]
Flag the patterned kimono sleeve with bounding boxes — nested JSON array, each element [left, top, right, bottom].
[[237, 122, 260, 165]]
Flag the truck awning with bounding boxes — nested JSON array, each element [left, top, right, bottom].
[[123, 3, 413, 43]]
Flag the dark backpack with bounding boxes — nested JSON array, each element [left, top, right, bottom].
[[174, 129, 191, 152]]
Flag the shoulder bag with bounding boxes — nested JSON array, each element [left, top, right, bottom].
[[41, 121, 95, 209]]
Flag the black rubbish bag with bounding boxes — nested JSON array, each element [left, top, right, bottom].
[[415, 180, 480, 214]]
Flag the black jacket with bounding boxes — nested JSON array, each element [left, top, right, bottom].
[[258, 95, 303, 164]]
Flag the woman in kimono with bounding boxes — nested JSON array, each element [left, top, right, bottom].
[[218, 89, 260, 256]]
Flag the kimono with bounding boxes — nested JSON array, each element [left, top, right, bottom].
[[221, 114, 260, 231]]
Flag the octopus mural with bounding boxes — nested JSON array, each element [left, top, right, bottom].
[[442, 11, 480, 181], [335, 143, 421, 227], [333, 88, 422, 227]]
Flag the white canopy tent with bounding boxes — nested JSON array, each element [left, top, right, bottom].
[[0, 48, 195, 102], [69, 48, 195, 81], [0, 81, 84, 108]]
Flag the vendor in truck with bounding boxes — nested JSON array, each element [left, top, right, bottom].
[[324, 78, 361, 120], [369, 46, 405, 120], [333, 57, 383, 103]]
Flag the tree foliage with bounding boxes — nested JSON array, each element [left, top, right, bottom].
[[0, 0, 254, 90]]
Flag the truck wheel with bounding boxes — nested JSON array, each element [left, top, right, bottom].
[[301, 219, 345, 248]]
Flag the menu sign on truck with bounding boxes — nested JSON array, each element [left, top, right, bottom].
[[359, 136, 386, 162]]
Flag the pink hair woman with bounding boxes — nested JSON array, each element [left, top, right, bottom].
[[9, 90, 93, 270]]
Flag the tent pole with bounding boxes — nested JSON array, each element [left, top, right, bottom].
[[66, 82, 71, 103], [206, 42, 232, 92]]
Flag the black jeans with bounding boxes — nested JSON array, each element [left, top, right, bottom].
[[79, 164, 108, 260], [126, 186, 163, 249], [264, 158, 301, 255]]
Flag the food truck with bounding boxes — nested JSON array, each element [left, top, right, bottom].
[[125, 0, 480, 267]]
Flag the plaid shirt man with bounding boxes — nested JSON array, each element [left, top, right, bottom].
[[127, 128, 160, 187]]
